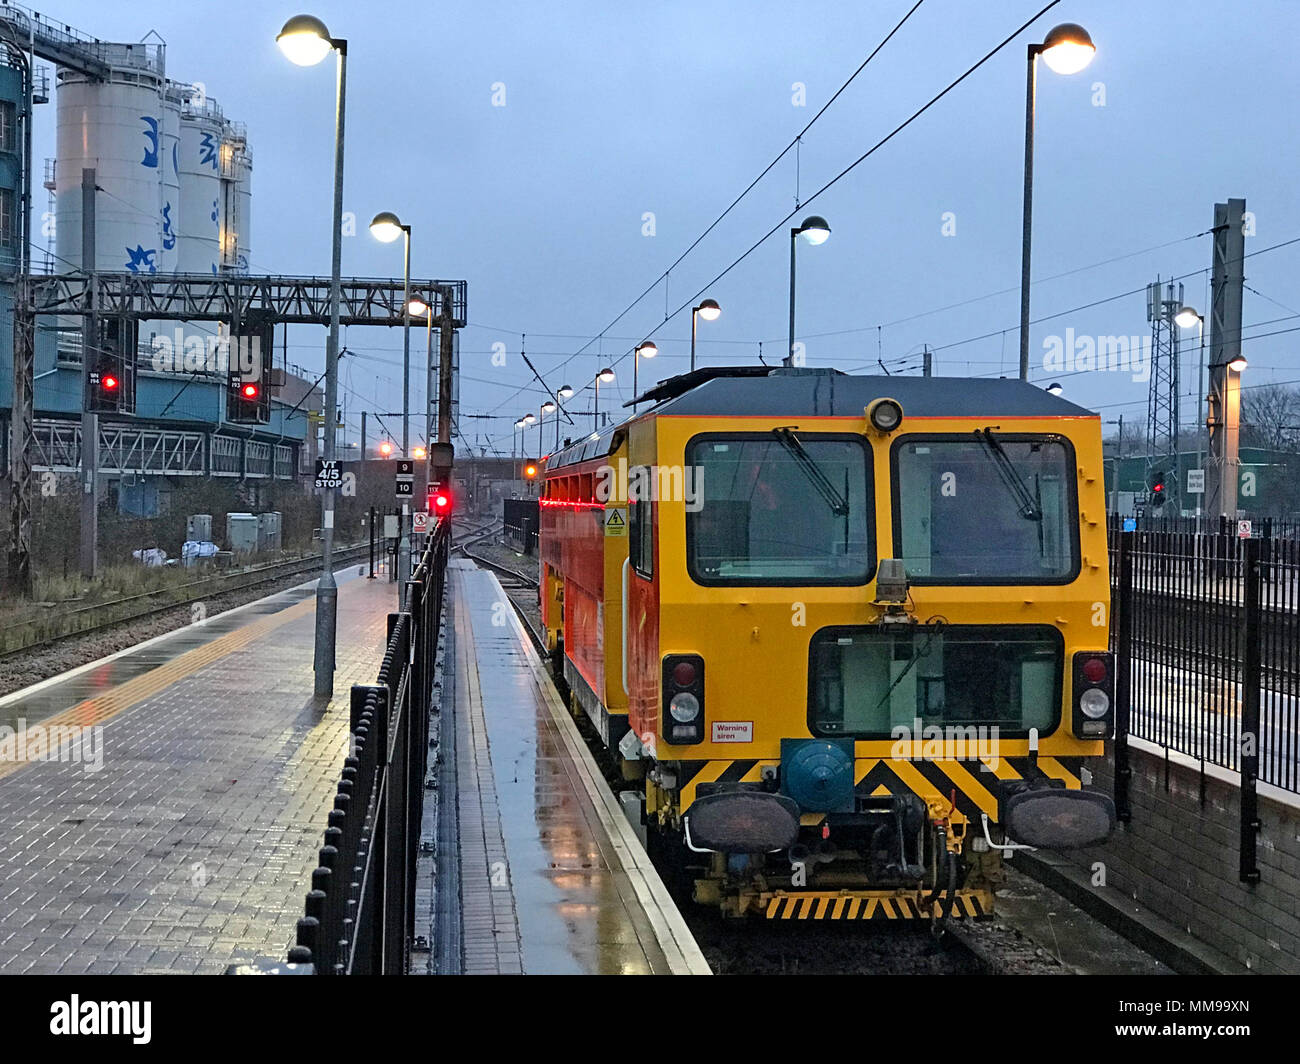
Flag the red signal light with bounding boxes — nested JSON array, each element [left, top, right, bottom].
[[433, 492, 450, 510], [1082, 657, 1108, 683], [1152, 481, 1164, 494], [102, 375, 119, 391], [672, 661, 697, 687], [241, 382, 259, 400]]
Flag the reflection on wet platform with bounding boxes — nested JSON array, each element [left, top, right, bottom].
[[449, 561, 707, 975]]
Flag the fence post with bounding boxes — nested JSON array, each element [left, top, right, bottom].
[[368, 505, 376, 579], [1113, 528, 1134, 823], [1240, 536, 1262, 884]]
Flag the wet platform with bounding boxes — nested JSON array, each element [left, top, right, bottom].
[[435, 560, 708, 975], [0, 564, 398, 975]]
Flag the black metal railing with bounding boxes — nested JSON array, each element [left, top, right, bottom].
[[1109, 517, 1300, 880], [287, 517, 450, 973], [504, 498, 539, 556]]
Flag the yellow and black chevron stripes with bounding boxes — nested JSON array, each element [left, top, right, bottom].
[[677, 756, 1085, 821], [758, 890, 993, 920]]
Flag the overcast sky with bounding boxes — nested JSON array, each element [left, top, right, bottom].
[[35, 0, 1300, 455]]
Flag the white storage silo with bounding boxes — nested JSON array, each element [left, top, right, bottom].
[[55, 50, 166, 274], [158, 82, 186, 273], [176, 96, 224, 275], [235, 145, 252, 272]]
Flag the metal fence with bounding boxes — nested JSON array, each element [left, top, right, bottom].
[[1109, 517, 1300, 881], [287, 517, 449, 973], [504, 497, 539, 555]]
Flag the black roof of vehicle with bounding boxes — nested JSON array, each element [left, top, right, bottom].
[[636, 366, 1096, 418], [546, 367, 1094, 470]]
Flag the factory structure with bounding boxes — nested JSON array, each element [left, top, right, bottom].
[[0, 3, 319, 525]]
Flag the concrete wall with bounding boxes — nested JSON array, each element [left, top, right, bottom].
[[1065, 739, 1300, 974]]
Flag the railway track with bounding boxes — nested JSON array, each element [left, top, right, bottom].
[[472, 552, 1054, 974], [0, 542, 373, 660]]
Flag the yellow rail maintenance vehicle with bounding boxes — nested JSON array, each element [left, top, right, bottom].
[[540, 366, 1115, 922]]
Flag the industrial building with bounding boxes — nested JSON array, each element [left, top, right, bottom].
[[0, 3, 319, 529]]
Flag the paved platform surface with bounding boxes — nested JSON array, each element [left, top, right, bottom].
[[0, 566, 400, 975], [444, 561, 708, 975]]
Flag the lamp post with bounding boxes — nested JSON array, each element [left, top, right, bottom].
[[786, 215, 830, 367], [1206, 354, 1248, 519], [689, 299, 720, 372], [633, 341, 657, 407], [556, 384, 574, 450], [369, 212, 412, 454], [1105, 415, 1124, 513], [1018, 22, 1096, 381], [1176, 305, 1206, 518], [370, 211, 413, 600], [539, 400, 557, 454], [593, 367, 615, 433], [278, 13, 348, 698], [408, 296, 434, 450]]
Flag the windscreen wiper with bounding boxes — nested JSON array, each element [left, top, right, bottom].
[[771, 427, 849, 516], [975, 428, 1042, 521]]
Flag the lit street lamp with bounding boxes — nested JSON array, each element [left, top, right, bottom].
[[277, 13, 348, 698], [633, 341, 656, 407], [539, 400, 557, 455], [786, 215, 830, 367], [1176, 306, 1207, 517], [594, 367, 615, 433], [690, 298, 720, 372], [369, 212, 412, 455], [370, 210, 414, 604], [1019, 22, 1096, 381], [555, 384, 574, 450]]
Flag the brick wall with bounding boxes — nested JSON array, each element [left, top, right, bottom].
[[1061, 741, 1300, 974]]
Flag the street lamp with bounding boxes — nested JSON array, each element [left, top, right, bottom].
[[539, 400, 556, 457], [407, 297, 438, 458], [1177, 306, 1207, 516], [370, 209, 414, 606], [633, 341, 657, 407], [787, 215, 830, 367], [594, 367, 615, 432], [278, 13, 348, 698], [690, 298, 721, 372], [369, 212, 412, 455], [1018, 22, 1096, 381], [556, 384, 574, 450]]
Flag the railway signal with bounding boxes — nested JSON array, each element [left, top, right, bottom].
[[429, 485, 453, 516], [521, 458, 538, 481], [1148, 470, 1168, 509]]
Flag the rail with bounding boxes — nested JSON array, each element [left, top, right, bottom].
[[287, 518, 450, 974]]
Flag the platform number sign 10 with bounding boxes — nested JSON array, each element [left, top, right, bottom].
[[315, 459, 343, 489]]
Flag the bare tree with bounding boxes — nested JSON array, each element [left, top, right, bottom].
[[1242, 384, 1300, 452]]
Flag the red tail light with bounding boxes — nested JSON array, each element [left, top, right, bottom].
[[1082, 656, 1107, 683], [663, 654, 705, 745]]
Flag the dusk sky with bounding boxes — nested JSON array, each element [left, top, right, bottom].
[[36, 0, 1300, 456]]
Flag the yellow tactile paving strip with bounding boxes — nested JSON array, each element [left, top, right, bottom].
[[0, 596, 316, 780]]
